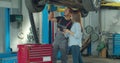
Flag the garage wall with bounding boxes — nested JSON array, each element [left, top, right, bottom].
[[101, 9, 120, 33], [83, 9, 120, 56], [0, 0, 22, 52], [0, 8, 5, 53], [83, 11, 100, 56], [83, 12, 99, 31], [10, 0, 42, 52], [10, 0, 25, 52]]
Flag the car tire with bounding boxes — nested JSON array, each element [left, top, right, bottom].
[[82, 0, 101, 11], [25, 0, 46, 12], [81, 8, 89, 17]]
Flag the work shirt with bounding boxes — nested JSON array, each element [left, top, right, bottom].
[[65, 22, 82, 47], [56, 16, 72, 31]]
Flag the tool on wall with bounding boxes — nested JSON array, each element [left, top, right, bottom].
[[81, 25, 99, 52], [85, 25, 99, 42]]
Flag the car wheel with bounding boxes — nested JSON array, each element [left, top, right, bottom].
[[82, 0, 101, 11], [25, 0, 47, 12], [81, 8, 89, 17]]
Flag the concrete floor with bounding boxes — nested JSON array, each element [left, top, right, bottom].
[[57, 55, 120, 63]]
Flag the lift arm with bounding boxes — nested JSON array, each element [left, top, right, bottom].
[[28, 12, 39, 44]]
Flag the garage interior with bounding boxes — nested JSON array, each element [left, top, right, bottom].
[[0, 0, 120, 63]]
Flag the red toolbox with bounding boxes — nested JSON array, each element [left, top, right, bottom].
[[18, 44, 52, 63]]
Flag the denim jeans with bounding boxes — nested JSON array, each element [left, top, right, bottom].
[[70, 45, 83, 63]]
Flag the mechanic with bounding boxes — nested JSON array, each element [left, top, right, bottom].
[[49, 7, 73, 63]]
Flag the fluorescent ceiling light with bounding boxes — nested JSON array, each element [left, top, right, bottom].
[[105, 0, 120, 2]]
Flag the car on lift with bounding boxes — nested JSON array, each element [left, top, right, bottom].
[[24, 0, 101, 44], [25, 0, 101, 17]]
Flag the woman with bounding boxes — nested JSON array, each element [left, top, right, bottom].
[[64, 11, 83, 63]]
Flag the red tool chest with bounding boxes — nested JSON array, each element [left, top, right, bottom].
[[18, 44, 52, 63]]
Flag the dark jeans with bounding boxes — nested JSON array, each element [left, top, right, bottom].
[[70, 45, 83, 63], [52, 31, 68, 63]]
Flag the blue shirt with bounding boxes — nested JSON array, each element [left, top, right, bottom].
[[65, 22, 82, 47]]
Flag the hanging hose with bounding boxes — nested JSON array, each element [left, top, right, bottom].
[[28, 11, 39, 44]]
